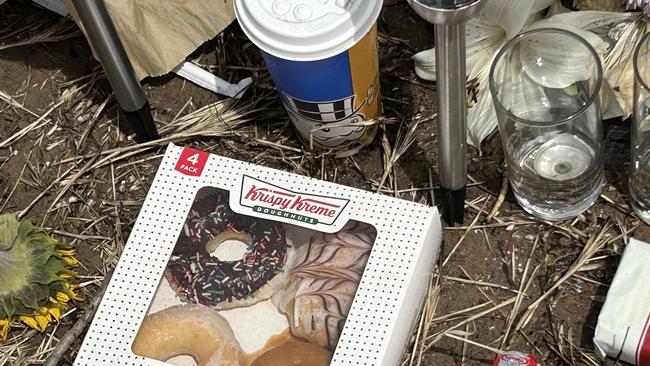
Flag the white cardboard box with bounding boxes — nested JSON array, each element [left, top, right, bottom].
[[594, 238, 650, 365], [74, 143, 442, 366]]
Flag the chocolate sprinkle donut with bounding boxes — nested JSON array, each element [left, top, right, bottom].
[[166, 189, 287, 308]]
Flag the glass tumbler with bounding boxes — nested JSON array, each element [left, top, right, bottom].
[[630, 32, 650, 224], [489, 28, 604, 220]]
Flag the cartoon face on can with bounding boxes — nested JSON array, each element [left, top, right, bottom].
[[261, 25, 381, 154], [282, 93, 369, 149]]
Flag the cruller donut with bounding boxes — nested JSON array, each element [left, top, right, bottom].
[[274, 221, 375, 350], [166, 188, 288, 310], [132, 304, 242, 366]]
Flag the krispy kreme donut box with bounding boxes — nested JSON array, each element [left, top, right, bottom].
[[74, 143, 442, 366]]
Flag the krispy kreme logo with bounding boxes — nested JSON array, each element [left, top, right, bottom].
[[239, 175, 349, 225]]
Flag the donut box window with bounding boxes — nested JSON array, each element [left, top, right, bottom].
[[74, 144, 442, 366]]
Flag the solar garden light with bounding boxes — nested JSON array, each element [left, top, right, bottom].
[[407, 0, 485, 225]]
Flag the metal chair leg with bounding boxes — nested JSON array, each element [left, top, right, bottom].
[[70, 0, 159, 142]]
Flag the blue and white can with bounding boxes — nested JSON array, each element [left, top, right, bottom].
[[235, 0, 383, 156]]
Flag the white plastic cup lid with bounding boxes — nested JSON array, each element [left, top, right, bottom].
[[234, 0, 383, 61]]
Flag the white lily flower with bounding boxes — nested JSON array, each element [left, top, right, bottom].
[[626, 0, 650, 18], [602, 18, 646, 119], [413, 0, 635, 149]]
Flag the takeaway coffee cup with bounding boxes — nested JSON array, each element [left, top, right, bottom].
[[235, 0, 383, 156]]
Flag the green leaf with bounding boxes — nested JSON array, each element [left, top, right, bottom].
[[0, 213, 20, 251]]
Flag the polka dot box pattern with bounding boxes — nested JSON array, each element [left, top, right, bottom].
[[73, 143, 442, 366]]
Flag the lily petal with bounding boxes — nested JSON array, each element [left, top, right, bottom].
[[540, 10, 638, 34], [603, 19, 644, 119], [468, 37, 507, 83], [639, 115, 650, 132], [600, 81, 625, 120], [412, 48, 437, 81], [529, 16, 611, 56], [468, 80, 499, 149], [493, 49, 553, 122], [415, 23, 505, 83], [484, 0, 541, 39], [466, 16, 504, 45], [519, 23, 604, 89]]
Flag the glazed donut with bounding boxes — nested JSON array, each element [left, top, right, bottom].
[[166, 188, 288, 310], [132, 304, 242, 366], [274, 221, 375, 350], [250, 340, 332, 366]]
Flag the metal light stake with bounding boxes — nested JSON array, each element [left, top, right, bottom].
[[407, 0, 485, 225], [71, 0, 159, 143]]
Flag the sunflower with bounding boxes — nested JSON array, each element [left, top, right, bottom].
[[0, 213, 80, 339]]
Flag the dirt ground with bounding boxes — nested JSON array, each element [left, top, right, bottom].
[[0, 1, 648, 365]]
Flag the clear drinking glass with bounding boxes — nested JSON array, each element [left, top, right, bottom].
[[489, 28, 604, 220], [630, 32, 650, 224]]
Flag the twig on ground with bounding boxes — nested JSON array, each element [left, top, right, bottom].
[[43, 273, 111, 366], [442, 276, 519, 294], [0, 98, 63, 149], [376, 118, 423, 193], [426, 297, 517, 348], [487, 169, 508, 222], [0, 18, 81, 51], [409, 274, 441, 366], [0, 151, 32, 211], [442, 197, 490, 266], [444, 333, 503, 355], [515, 224, 612, 332], [501, 237, 540, 349]]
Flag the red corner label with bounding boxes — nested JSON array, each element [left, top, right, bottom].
[[175, 147, 209, 177]]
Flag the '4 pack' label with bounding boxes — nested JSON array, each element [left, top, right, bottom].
[[175, 147, 209, 177]]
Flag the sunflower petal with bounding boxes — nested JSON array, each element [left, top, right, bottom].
[[0, 214, 81, 339], [57, 270, 77, 279], [56, 291, 70, 303], [48, 307, 61, 322], [0, 319, 10, 339], [35, 315, 49, 332], [56, 249, 76, 257], [68, 288, 82, 301], [19, 316, 38, 330], [62, 256, 79, 266]]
